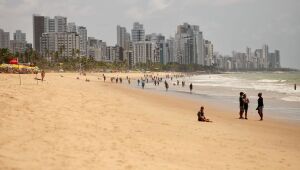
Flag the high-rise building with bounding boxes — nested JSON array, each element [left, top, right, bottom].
[[67, 22, 77, 33], [268, 50, 280, 69], [13, 30, 26, 43], [175, 23, 204, 65], [0, 28, 10, 49], [40, 32, 80, 59], [77, 26, 87, 56], [44, 17, 55, 33], [131, 22, 145, 42], [117, 25, 130, 50], [10, 30, 27, 54], [204, 40, 213, 66], [262, 44, 269, 68], [33, 15, 45, 52], [133, 41, 154, 65], [166, 37, 176, 63], [88, 37, 107, 61], [146, 33, 166, 64], [54, 16, 67, 32]]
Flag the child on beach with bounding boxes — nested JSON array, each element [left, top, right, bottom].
[[197, 106, 212, 122], [256, 93, 264, 121]]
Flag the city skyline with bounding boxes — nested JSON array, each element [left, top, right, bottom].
[[0, 0, 299, 68]]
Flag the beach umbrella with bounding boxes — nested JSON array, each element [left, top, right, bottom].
[[9, 58, 18, 64]]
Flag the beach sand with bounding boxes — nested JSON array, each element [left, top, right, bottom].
[[0, 72, 299, 170]]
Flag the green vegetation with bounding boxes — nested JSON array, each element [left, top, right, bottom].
[[1, 48, 219, 72]]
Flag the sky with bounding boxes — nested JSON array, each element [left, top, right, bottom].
[[0, 0, 300, 69]]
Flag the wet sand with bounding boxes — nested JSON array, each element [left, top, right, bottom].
[[0, 72, 299, 170]]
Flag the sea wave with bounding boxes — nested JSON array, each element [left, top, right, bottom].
[[281, 96, 300, 102]]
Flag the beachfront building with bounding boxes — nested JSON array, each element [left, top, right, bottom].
[[146, 33, 167, 64], [33, 15, 45, 52], [13, 30, 26, 43], [117, 25, 131, 51], [268, 50, 280, 69], [131, 22, 145, 43], [0, 28, 10, 49], [9, 30, 27, 54], [88, 37, 107, 61], [165, 37, 176, 64], [67, 22, 77, 33], [204, 40, 214, 66], [9, 40, 26, 54], [40, 32, 80, 60], [54, 16, 67, 33], [33, 15, 68, 52], [132, 41, 154, 65], [215, 44, 281, 71], [106, 45, 123, 62], [175, 23, 204, 65], [77, 26, 88, 56]]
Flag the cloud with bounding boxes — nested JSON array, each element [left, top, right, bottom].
[[125, 0, 173, 20]]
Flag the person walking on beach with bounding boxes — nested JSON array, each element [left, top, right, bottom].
[[197, 106, 212, 122], [239, 92, 244, 119], [142, 80, 145, 89], [137, 79, 140, 86], [295, 84, 297, 90], [165, 80, 169, 91], [243, 93, 249, 120], [256, 93, 264, 121], [41, 70, 45, 82], [103, 75, 106, 82], [189, 83, 193, 93]]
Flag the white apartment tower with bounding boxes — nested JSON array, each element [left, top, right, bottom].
[[54, 16, 67, 32], [77, 26, 87, 56], [175, 23, 204, 65], [40, 32, 80, 59]]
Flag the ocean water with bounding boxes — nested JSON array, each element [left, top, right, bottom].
[[132, 72, 300, 122]]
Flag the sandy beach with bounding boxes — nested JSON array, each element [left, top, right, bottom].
[[0, 72, 299, 170]]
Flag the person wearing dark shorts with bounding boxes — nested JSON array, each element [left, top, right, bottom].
[[239, 92, 244, 119], [257, 93, 264, 121], [243, 93, 249, 119]]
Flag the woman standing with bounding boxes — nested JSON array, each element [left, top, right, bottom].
[[257, 93, 264, 121], [243, 93, 249, 120]]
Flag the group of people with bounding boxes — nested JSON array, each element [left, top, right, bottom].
[[239, 92, 264, 121]]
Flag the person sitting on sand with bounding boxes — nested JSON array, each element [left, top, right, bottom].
[[197, 106, 212, 122]]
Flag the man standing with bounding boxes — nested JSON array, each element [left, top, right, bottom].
[[239, 92, 244, 119], [257, 93, 264, 121]]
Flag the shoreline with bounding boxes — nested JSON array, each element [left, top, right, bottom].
[[0, 72, 299, 169]]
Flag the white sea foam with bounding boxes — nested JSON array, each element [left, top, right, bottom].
[[189, 74, 300, 102], [282, 96, 300, 102]]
